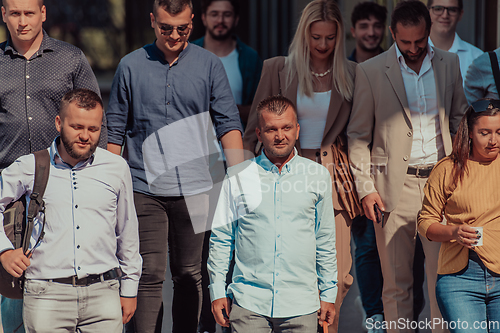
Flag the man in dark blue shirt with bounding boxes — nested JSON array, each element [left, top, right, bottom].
[[106, 0, 243, 332]]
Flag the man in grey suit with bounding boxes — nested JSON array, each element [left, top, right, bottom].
[[347, 1, 467, 333]]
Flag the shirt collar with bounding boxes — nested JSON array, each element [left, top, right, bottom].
[[428, 33, 464, 53], [5, 29, 53, 57], [256, 147, 298, 174], [50, 137, 96, 169], [395, 42, 434, 70], [151, 40, 192, 64]]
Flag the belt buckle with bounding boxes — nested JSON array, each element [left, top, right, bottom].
[[415, 165, 433, 178], [71, 276, 77, 287]]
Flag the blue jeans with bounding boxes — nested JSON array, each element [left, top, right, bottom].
[[436, 250, 500, 333], [351, 215, 384, 318], [1, 297, 25, 333]]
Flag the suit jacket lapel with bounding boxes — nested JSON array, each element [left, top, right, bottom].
[[385, 44, 412, 128], [432, 49, 447, 127], [279, 64, 303, 152], [323, 87, 343, 140]]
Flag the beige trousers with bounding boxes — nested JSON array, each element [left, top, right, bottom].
[[373, 174, 447, 333]]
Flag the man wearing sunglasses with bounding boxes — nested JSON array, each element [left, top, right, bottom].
[[427, 0, 482, 82], [106, 1, 244, 333]]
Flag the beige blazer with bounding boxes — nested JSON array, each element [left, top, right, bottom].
[[347, 44, 468, 212], [243, 56, 356, 210]]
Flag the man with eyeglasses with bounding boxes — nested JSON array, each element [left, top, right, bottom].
[[427, 0, 482, 82], [192, 0, 262, 129], [106, 0, 244, 332]]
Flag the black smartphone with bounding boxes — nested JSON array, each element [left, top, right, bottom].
[[374, 203, 384, 225]]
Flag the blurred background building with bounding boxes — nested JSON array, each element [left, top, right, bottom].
[[1, 0, 497, 75]]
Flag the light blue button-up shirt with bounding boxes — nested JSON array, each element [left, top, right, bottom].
[[208, 149, 337, 318], [0, 139, 142, 297]]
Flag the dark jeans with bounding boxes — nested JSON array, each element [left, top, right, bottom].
[[351, 215, 425, 320], [127, 192, 206, 333], [351, 215, 384, 318]]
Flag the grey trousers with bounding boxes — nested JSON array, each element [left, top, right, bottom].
[[230, 303, 317, 333], [23, 279, 122, 333]]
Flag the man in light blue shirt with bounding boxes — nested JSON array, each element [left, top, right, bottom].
[[208, 95, 337, 332]]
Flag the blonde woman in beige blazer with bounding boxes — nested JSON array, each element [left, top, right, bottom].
[[243, 1, 357, 331]]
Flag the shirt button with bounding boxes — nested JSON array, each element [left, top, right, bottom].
[[26, 96, 30, 99], [277, 216, 280, 219], [76, 226, 80, 230], [403, 156, 409, 161], [75, 205, 78, 208], [74, 187, 77, 190], [323, 151, 327, 156], [276, 290, 278, 294], [277, 234, 281, 238], [26, 75, 29, 79], [78, 266, 81, 270], [277, 254, 280, 257], [77, 245, 80, 249], [407, 131, 412, 137], [276, 273, 279, 276], [167, 84, 170, 87], [28, 117, 32, 120]]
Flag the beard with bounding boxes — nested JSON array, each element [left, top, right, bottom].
[[60, 127, 99, 162], [208, 24, 235, 41]]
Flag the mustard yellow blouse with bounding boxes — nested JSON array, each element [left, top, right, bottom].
[[418, 156, 500, 275]]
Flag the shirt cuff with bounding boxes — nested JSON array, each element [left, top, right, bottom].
[[319, 285, 338, 304], [119, 278, 139, 298], [209, 281, 227, 302]]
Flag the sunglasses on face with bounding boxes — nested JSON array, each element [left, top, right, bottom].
[[430, 5, 461, 16], [471, 100, 500, 113], [157, 23, 191, 37]]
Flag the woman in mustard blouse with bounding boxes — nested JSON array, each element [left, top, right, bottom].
[[418, 99, 500, 333]]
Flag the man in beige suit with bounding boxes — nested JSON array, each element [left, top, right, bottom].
[[347, 1, 467, 333]]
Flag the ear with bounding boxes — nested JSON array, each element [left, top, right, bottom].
[[458, 9, 464, 22], [255, 126, 262, 143], [295, 123, 300, 140], [234, 15, 240, 27], [350, 26, 356, 39], [389, 26, 396, 41], [55, 115, 62, 133], [201, 13, 207, 27], [2, 6, 6, 23], [150, 12, 155, 29], [41, 5, 46, 23]]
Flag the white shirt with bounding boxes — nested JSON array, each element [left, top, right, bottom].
[[219, 48, 243, 105], [0, 140, 142, 297], [396, 44, 444, 166], [429, 33, 483, 85], [296, 90, 331, 149]]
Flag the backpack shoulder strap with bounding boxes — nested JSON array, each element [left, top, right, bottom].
[[488, 51, 500, 96], [22, 150, 50, 254]]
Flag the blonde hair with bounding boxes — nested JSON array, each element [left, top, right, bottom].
[[285, 0, 353, 101]]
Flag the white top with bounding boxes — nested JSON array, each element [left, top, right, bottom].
[[219, 48, 243, 105], [396, 44, 444, 166], [296, 90, 331, 149], [429, 33, 483, 85]]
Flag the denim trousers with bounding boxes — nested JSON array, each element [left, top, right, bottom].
[[23, 279, 122, 333], [1, 297, 25, 333], [351, 215, 384, 318], [436, 250, 500, 333], [126, 192, 206, 333]]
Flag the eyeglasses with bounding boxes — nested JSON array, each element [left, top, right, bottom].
[[471, 100, 500, 113], [430, 6, 461, 16], [157, 23, 191, 37]]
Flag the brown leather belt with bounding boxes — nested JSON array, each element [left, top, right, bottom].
[[407, 165, 435, 178], [49, 268, 121, 286]]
